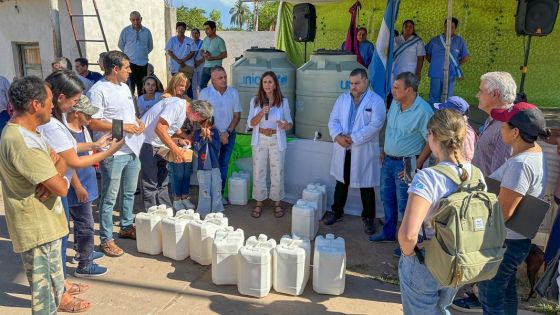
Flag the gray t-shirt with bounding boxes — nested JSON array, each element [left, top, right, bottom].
[[490, 151, 546, 239]]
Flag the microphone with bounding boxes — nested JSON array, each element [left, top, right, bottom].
[[263, 97, 269, 120]]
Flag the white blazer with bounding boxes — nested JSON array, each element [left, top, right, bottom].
[[247, 97, 293, 151], [328, 90, 386, 188]]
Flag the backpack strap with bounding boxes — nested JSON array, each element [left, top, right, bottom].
[[431, 164, 462, 185], [431, 164, 485, 191]]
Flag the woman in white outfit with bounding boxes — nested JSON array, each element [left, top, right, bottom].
[[247, 71, 293, 218], [393, 20, 426, 82]]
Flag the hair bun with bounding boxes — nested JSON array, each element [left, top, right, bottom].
[[539, 128, 552, 140]]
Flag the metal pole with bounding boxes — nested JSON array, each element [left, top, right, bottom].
[[442, 0, 453, 102], [516, 35, 532, 102]]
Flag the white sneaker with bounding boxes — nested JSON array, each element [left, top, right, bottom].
[[182, 198, 195, 209]]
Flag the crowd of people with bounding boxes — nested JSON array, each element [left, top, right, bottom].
[[0, 10, 558, 315]]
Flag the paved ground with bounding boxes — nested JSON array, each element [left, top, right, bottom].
[[0, 184, 544, 314]]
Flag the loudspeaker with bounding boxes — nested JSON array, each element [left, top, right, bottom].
[[293, 3, 316, 42], [516, 0, 559, 36]]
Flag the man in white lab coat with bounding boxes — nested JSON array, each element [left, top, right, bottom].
[[324, 68, 386, 235]]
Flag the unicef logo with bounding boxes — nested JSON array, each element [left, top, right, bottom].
[[340, 80, 350, 90], [240, 72, 289, 87]]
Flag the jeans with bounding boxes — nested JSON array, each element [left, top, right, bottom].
[[99, 154, 141, 243], [331, 150, 375, 219], [200, 67, 212, 90], [399, 254, 458, 314], [168, 161, 193, 197], [219, 131, 236, 192], [0, 110, 10, 137], [69, 201, 95, 268], [478, 238, 532, 315], [429, 76, 457, 105], [60, 196, 70, 278], [197, 168, 224, 217], [140, 143, 172, 208], [128, 63, 148, 96], [380, 157, 410, 238], [545, 202, 560, 263]]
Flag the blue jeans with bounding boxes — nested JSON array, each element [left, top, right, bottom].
[[545, 202, 560, 263], [99, 154, 141, 243], [380, 157, 410, 238], [429, 76, 457, 105], [60, 196, 70, 278], [0, 110, 9, 137], [399, 254, 458, 315], [168, 161, 193, 197], [219, 131, 236, 192], [478, 238, 531, 315], [200, 67, 212, 90], [69, 201, 95, 268], [140, 143, 171, 208], [197, 168, 224, 216]]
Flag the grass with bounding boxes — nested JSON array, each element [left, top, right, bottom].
[[528, 301, 560, 315]]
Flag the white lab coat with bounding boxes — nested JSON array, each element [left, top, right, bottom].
[[328, 90, 386, 188]]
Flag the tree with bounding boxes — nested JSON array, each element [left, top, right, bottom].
[[176, 6, 206, 30], [209, 9, 224, 30], [258, 1, 279, 31], [229, 0, 251, 30]]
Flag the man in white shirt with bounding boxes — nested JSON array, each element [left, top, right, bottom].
[[166, 22, 195, 98], [199, 66, 241, 204], [0, 75, 11, 137], [88, 51, 145, 257]]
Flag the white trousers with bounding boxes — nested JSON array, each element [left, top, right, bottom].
[[252, 134, 285, 202]]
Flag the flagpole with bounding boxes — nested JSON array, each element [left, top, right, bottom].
[[442, 0, 452, 101]]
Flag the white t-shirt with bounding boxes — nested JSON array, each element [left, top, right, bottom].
[[137, 92, 162, 116], [490, 151, 546, 240], [141, 97, 186, 148], [165, 36, 195, 73], [408, 162, 483, 239], [393, 35, 426, 77], [37, 118, 77, 184], [199, 86, 242, 133], [87, 79, 144, 156]]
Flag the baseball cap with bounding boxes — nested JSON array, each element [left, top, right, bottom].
[[71, 95, 98, 116], [490, 102, 546, 138], [434, 96, 469, 115]]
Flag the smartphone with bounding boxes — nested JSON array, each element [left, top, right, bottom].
[[403, 156, 417, 185], [111, 119, 123, 141]]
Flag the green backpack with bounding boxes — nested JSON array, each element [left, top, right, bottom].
[[423, 164, 507, 288]]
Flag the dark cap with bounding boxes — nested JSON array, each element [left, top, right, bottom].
[[490, 102, 546, 137]]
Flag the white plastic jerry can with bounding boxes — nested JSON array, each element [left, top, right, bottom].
[[135, 212, 164, 255], [188, 214, 229, 266], [212, 227, 245, 285], [147, 205, 174, 218], [314, 182, 328, 219], [237, 234, 277, 298], [291, 199, 318, 240], [273, 234, 311, 296], [302, 184, 323, 222], [237, 170, 251, 197], [313, 233, 346, 295], [228, 173, 248, 206], [204, 212, 229, 227], [161, 209, 201, 261]]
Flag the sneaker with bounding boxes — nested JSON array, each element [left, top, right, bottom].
[[118, 226, 136, 240], [450, 294, 483, 313], [173, 200, 185, 211], [323, 214, 343, 226], [368, 232, 396, 243], [182, 198, 195, 210], [392, 247, 401, 258], [74, 263, 109, 278], [222, 197, 229, 206], [363, 218, 376, 235], [99, 240, 124, 257], [71, 250, 105, 264]]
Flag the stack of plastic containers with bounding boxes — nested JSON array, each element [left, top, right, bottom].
[[273, 235, 310, 296], [313, 234, 346, 295], [228, 172, 249, 205], [161, 209, 200, 261], [212, 227, 245, 285], [291, 199, 318, 240], [188, 212, 229, 265], [238, 234, 277, 298]]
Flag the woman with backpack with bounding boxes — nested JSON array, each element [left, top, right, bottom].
[[477, 102, 550, 314], [398, 109, 482, 314]]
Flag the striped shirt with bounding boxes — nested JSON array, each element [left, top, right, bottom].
[[471, 118, 511, 176]]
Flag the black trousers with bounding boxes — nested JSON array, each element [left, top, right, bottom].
[[129, 63, 148, 96], [331, 150, 376, 219]]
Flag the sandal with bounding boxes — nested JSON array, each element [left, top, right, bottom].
[[274, 205, 285, 218], [65, 281, 90, 296], [58, 294, 91, 313], [251, 205, 262, 218]]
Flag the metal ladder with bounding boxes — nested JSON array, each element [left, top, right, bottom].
[[64, 0, 109, 63]]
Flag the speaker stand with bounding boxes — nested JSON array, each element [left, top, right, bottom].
[[516, 35, 532, 103], [304, 42, 308, 63]]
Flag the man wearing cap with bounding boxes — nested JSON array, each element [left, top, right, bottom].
[[434, 96, 476, 162]]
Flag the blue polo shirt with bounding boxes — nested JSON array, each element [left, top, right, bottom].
[[384, 95, 433, 157], [425, 34, 469, 79], [341, 40, 375, 67], [118, 25, 153, 66]]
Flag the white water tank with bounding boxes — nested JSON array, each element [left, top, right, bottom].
[[135, 212, 163, 255], [231, 47, 296, 134], [313, 234, 346, 295], [188, 213, 229, 265], [296, 50, 366, 141], [212, 227, 245, 285], [237, 234, 277, 298], [161, 209, 200, 261], [273, 235, 311, 296], [292, 199, 318, 240], [228, 173, 248, 205]]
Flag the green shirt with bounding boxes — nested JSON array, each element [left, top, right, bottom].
[[0, 123, 68, 253], [201, 35, 227, 68]]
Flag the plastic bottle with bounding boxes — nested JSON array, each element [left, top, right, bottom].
[[313, 233, 346, 295], [188, 213, 229, 265], [291, 199, 318, 240], [237, 234, 277, 298], [212, 227, 245, 285], [161, 209, 200, 260], [273, 234, 311, 296], [135, 211, 164, 255], [302, 184, 323, 222], [228, 173, 248, 205]]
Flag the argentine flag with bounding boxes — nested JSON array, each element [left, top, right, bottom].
[[369, 0, 400, 98]]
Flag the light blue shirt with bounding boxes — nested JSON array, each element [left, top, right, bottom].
[[341, 40, 375, 67], [425, 34, 469, 79], [384, 95, 433, 157], [118, 25, 153, 66], [347, 92, 366, 133]]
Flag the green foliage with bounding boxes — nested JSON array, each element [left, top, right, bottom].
[[230, 0, 252, 30], [209, 9, 224, 30], [176, 6, 207, 30], [258, 1, 279, 31]]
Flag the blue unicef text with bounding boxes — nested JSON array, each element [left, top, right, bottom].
[[241, 72, 288, 87]]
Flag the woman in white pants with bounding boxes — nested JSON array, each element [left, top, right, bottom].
[[247, 71, 293, 218]]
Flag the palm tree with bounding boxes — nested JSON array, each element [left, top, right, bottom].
[[230, 0, 251, 29]]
